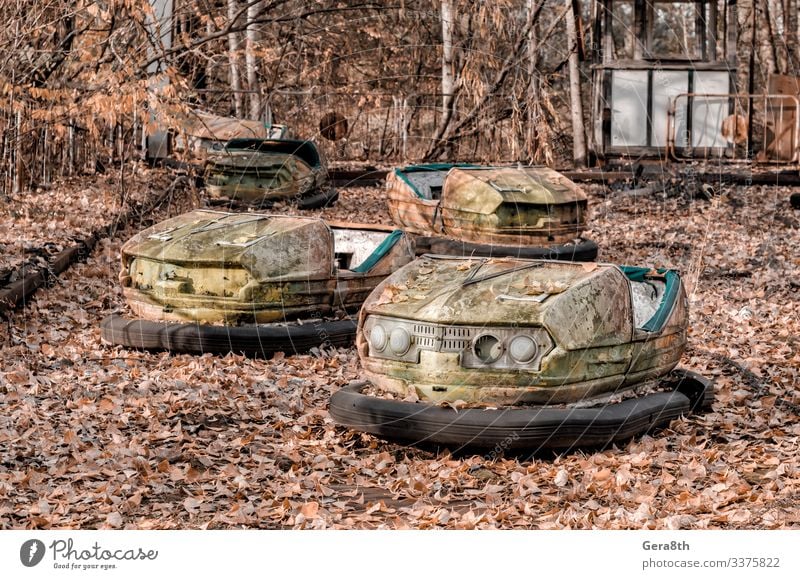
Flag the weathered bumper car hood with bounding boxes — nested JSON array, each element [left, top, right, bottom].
[[208, 138, 323, 172], [362, 256, 631, 349], [441, 166, 587, 215], [204, 138, 328, 203], [174, 110, 289, 149], [386, 164, 589, 246], [333, 255, 708, 447], [122, 209, 331, 281], [119, 210, 415, 324]]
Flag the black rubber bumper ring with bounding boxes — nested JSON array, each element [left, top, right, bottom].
[[414, 236, 599, 262], [101, 314, 356, 358], [330, 369, 713, 450]]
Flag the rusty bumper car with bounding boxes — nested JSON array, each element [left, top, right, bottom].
[[173, 109, 290, 156], [386, 164, 598, 261], [205, 138, 336, 208], [330, 256, 713, 450], [101, 210, 414, 357]]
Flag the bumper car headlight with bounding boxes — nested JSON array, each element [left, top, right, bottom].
[[508, 335, 538, 364], [389, 327, 411, 355], [369, 324, 387, 352], [473, 334, 503, 364]]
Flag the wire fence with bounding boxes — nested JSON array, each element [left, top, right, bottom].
[[194, 89, 572, 165]]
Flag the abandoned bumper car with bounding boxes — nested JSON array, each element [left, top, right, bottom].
[[330, 256, 713, 449], [101, 210, 415, 357], [386, 164, 598, 261], [205, 138, 336, 209], [173, 110, 290, 156]]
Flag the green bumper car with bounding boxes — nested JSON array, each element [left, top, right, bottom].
[[101, 210, 415, 357], [330, 256, 713, 450]]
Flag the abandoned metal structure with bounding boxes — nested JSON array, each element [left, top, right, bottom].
[[591, 0, 799, 165]]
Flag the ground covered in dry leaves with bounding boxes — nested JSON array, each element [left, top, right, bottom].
[[0, 170, 798, 529], [0, 168, 185, 278]]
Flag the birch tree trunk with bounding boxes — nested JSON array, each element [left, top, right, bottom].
[[565, 0, 586, 167], [227, 0, 243, 117], [527, 0, 540, 160], [245, 1, 261, 119], [441, 0, 455, 118]]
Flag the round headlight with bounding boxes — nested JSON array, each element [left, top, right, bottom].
[[508, 335, 538, 364], [389, 327, 411, 355], [473, 334, 503, 364], [369, 324, 387, 352]]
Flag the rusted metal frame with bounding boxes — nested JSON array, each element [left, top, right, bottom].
[[646, 69, 654, 147], [594, 60, 737, 70], [708, 0, 718, 59], [634, 0, 646, 59], [667, 93, 800, 164], [686, 70, 694, 153], [764, 116, 797, 158], [695, 0, 707, 61], [761, 93, 800, 161], [664, 69, 746, 158]]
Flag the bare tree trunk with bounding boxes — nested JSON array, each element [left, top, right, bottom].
[[762, 0, 781, 73], [783, 0, 799, 73], [245, 1, 261, 119], [227, 0, 243, 117], [441, 0, 455, 118], [565, 0, 586, 167], [527, 0, 540, 161], [13, 109, 22, 194]]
